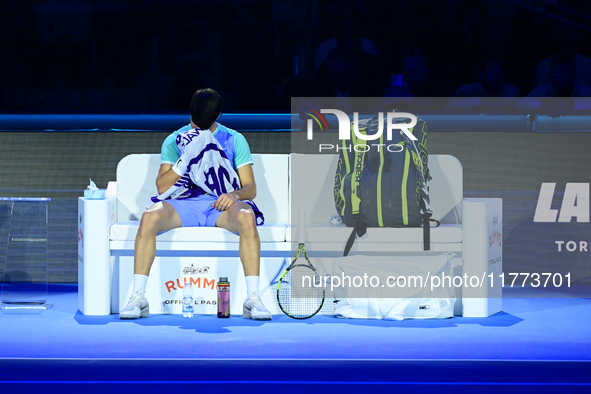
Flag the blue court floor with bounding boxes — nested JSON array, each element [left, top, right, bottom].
[[0, 284, 589, 393]]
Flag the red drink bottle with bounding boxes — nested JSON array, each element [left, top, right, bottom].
[[217, 277, 230, 318]]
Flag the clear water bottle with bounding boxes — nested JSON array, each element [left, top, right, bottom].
[[182, 279, 194, 318]]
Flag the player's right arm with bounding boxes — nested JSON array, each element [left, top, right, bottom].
[[156, 164, 181, 195], [157, 125, 191, 194]]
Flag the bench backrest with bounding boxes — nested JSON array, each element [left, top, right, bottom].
[[116, 153, 462, 226], [289, 154, 462, 225], [116, 154, 290, 223]]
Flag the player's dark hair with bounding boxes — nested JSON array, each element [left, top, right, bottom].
[[190, 88, 223, 130]]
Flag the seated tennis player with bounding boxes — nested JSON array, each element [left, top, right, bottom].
[[120, 88, 272, 320]]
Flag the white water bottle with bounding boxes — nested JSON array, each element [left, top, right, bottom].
[[182, 279, 194, 318]]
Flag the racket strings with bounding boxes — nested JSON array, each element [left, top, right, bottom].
[[278, 264, 325, 319]]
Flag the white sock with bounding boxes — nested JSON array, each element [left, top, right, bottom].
[[245, 276, 260, 297], [133, 274, 149, 296]]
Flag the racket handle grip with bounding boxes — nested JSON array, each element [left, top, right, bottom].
[[298, 209, 306, 244]]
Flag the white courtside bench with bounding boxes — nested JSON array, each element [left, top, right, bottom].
[[289, 154, 502, 317], [77, 153, 502, 317]]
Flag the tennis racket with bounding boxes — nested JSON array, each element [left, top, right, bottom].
[[277, 210, 325, 319]]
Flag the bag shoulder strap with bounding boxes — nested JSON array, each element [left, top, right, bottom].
[[398, 118, 433, 251], [343, 220, 367, 256]]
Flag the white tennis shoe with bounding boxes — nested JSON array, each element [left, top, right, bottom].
[[243, 293, 272, 320], [120, 291, 149, 319]]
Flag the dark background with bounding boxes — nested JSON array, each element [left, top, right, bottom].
[[1, 0, 591, 113]]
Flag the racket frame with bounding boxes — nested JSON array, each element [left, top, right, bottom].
[[277, 242, 326, 319]]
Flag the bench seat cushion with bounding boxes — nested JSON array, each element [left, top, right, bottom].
[[111, 221, 287, 243], [286, 224, 462, 244]]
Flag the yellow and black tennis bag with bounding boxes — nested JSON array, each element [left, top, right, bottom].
[[333, 112, 433, 255]]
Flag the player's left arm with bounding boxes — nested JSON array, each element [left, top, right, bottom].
[[212, 164, 257, 211]]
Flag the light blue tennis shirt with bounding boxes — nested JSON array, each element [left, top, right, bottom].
[[161, 123, 253, 170]]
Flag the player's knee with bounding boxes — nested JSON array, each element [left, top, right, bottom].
[[236, 208, 257, 234], [139, 210, 161, 235]]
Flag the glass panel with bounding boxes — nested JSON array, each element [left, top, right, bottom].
[[0, 198, 50, 314]]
